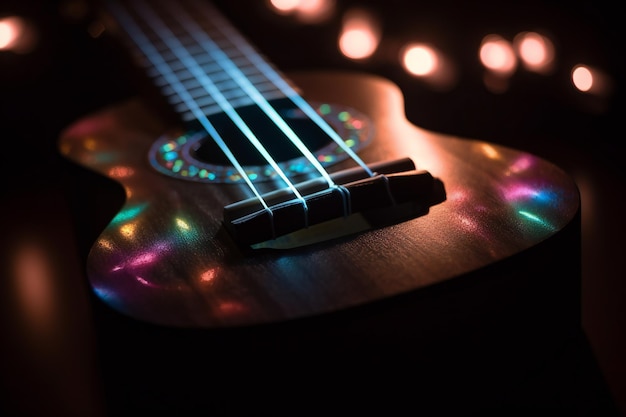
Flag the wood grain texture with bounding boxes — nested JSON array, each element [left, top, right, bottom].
[[58, 71, 580, 327]]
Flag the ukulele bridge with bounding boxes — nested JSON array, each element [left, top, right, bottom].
[[223, 158, 446, 248]]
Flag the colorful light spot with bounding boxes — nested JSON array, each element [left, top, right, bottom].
[[162, 141, 176, 152], [148, 102, 372, 183], [175, 218, 190, 231], [120, 223, 136, 238], [164, 151, 178, 161], [111, 204, 146, 225], [518, 210, 555, 230]]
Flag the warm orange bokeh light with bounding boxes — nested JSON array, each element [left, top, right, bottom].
[[514, 31, 555, 73], [479, 34, 517, 76], [0, 16, 36, 53], [338, 9, 380, 60], [269, 0, 300, 13], [268, 0, 335, 23], [571, 64, 612, 98], [400, 42, 457, 90], [402, 44, 439, 76], [11, 239, 57, 336], [572, 65, 593, 92], [0, 16, 22, 50]]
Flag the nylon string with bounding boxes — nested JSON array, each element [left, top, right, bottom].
[[165, 0, 337, 188], [107, 0, 278, 231], [197, 1, 374, 178], [133, 0, 309, 221]]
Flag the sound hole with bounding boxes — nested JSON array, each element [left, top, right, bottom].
[[147, 100, 373, 183], [191, 98, 332, 165]]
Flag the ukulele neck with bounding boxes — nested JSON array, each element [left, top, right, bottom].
[[105, 0, 292, 125]]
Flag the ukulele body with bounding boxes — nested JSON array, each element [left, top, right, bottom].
[[59, 71, 581, 329], [57, 1, 584, 413]]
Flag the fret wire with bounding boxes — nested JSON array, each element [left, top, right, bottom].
[[190, 19, 280, 96], [178, 7, 279, 78], [152, 68, 277, 106], [107, 0, 275, 225], [205, 5, 374, 177], [174, 89, 287, 121], [138, 15, 277, 90], [134, 0, 308, 215], [174, 0, 334, 188], [135, 40, 254, 68]]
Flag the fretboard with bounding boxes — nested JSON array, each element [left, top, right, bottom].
[[106, 0, 291, 124]]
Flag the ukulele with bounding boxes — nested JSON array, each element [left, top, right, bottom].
[[59, 0, 581, 328]]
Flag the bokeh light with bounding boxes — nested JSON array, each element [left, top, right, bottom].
[[479, 34, 517, 76], [572, 64, 612, 97], [400, 42, 457, 90], [0, 16, 37, 53], [338, 8, 380, 60], [514, 31, 555, 74], [268, 0, 335, 23]]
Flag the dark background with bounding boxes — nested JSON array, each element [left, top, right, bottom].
[[1, 0, 624, 415]]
